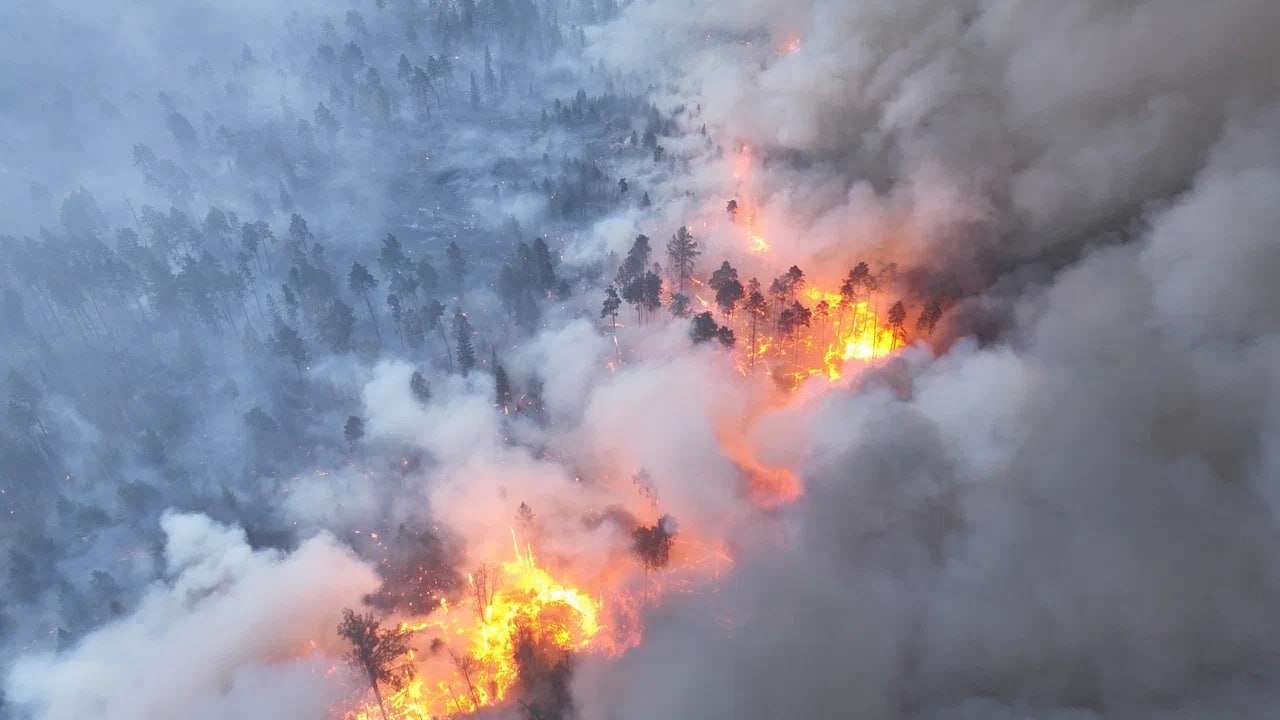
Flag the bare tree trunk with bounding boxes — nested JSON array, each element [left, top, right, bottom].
[[369, 674, 390, 720]]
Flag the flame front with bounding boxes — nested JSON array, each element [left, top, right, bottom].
[[728, 286, 902, 389], [348, 539, 614, 720]]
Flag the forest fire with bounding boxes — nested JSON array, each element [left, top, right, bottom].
[[741, 292, 900, 387], [347, 533, 622, 720], [341, 146, 931, 719], [719, 145, 917, 386]]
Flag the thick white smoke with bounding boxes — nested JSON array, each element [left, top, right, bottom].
[[594, 0, 1280, 279], [564, 0, 1280, 717], [572, 142, 1280, 719], [5, 514, 379, 720]]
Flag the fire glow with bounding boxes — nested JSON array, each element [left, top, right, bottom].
[[344, 523, 732, 720], [341, 140, 916, 720], [349, 534, 620, 719]]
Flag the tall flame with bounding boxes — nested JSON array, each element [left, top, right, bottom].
[[348, 536, 616, 720]]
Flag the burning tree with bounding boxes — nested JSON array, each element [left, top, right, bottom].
[[769, 265, 805, 310], [337, 609, 415, 720], [887, 300, 907, 350], [777, 301, 812, 344], [744, 279, 769, 367], [632, 515, 677, 571]]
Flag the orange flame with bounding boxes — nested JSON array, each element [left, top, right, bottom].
[[348, 537, 615, 719]]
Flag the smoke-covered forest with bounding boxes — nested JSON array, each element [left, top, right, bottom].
[[4, 1, 1280, 719]]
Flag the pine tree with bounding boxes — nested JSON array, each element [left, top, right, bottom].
[[600, 286, 621, 331], [744, 278, 769, 367], [493, 361, 512, 411], [270, 322, 309, 377], [888, 300, 907, 349], [666, 226, 700, 295], [452, 310, 476, 374], [337, 610, 414, 720], [640, 269, 663, 322], [709, 260, 744, 315]]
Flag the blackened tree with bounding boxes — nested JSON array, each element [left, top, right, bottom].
[[337, 609, 414, 720]]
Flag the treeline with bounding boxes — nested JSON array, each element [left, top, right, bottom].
[[599, 230, 954, 361]]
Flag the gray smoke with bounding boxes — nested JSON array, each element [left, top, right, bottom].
[[570, 1, 1280, 717], [5, 0, 1280, 718]]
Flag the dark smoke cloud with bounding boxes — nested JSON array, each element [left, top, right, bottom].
[[572, 1, 1280, 717]]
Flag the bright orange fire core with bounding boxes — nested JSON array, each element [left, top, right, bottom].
[[348, 533, 623, 719]]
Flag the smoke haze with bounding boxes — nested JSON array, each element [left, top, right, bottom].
[[3, 1, 1280, 719]]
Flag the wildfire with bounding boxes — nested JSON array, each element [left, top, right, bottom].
[[349, 534, 620, 720], [804, 288, 900, 375], [730, 286, 902, 389]]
